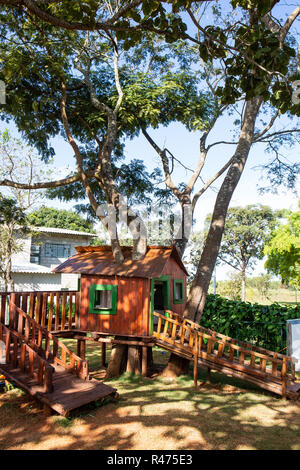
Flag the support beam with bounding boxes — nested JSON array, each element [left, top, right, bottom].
[[142, 346, 147, 376], [101, 342, 106, 367]]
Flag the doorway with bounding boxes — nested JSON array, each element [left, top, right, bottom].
[[150, 275, 170, 334]]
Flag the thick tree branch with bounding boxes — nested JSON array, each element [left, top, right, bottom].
[[280, 5, 300, 44], [142, 128, 183, 200], [0, 172, 86, 190], [192, 155, 235, 211]]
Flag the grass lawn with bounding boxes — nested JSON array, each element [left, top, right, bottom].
[[0, 339, 300, 450]]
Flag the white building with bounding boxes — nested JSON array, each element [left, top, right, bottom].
[[8, 226, 96, 292]]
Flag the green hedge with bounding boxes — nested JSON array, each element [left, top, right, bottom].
[[201, 294, 300, 352]]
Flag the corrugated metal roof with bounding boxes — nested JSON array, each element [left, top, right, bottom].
[[52, 245, 188, 278], [31, 226, 96, 237], [12, 263, 57, 274]]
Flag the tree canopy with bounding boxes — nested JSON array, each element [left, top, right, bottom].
[[264, 206, 300, 288], [27, 206, 95, 233], [0, 0, 299, 322]]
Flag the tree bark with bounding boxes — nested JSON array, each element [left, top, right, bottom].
[[241, 267, 246, 302], [105, 343, 127, 379], [161, 353, 190, 378], [184, 97, 263, 324]]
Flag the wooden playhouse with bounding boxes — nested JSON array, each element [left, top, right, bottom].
[[53, 245, 188, 338], [1, 244, 299, 410]]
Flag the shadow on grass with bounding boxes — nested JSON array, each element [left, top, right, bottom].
[[1, 339, 299, 450]]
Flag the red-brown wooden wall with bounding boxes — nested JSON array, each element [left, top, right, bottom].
[[162, 257, 187, 316], [80, 275, 151, 336], [79, 257, 187, 337]]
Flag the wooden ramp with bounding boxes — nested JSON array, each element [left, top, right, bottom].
[[0, 306, 117, 416], [153, 311, 300, 400]]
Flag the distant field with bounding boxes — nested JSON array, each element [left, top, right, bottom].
[[217, 287, 299, 305]]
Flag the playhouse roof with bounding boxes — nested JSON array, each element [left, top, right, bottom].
[[52, 245, 188, 278]]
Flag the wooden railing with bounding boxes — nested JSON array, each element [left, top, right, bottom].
[[1, 290, 80, 332], [10, 304, 88, 380], [165, 309, 295, 373], [0, 292, 9, 324], [153, 311, 297, 398], [0, 321, 54, 393]]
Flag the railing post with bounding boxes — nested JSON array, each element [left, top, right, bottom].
[[44, 365, 54, 393], [193, 332, 198, 388], [9, 293, 16, 329], [281, 357, 288, 399], [75, 292, 80, 329]]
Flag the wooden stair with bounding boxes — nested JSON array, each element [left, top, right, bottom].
[[0, 305, 117, 416], [153, 311, 300, 400]]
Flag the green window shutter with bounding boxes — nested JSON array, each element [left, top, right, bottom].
[[89, 284, 118, 315]]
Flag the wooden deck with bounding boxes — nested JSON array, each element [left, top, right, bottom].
[[0, 360, 117, 416], [0, 302, 117, 416]]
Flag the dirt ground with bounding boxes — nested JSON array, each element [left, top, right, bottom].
[[1, 371, 300, 451]]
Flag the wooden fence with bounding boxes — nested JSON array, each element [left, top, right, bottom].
[[2, 303, 88, 381], [0, 321, 54, 393], [0, 291, 80, 332]]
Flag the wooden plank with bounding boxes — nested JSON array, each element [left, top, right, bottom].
[[12, 336, 18, 368], [19, 343, 26, 371], [68, 293, 73, 330], [142, 346, 147, 376], [54, 293, 60, 331], [28, 293, 35, 318], [0, 295, 6, 323], [48, 293, 54, 331], [41, 293, 48, 328], [35, 293, 42, 325], [74, 292, 80, 329], [61, 293, 67, 330]]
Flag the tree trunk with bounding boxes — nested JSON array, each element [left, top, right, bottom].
[[241, 267, 246, 302], [105, 339, 153, 379], [175, 201, 193, 257], [161, 353, 190, 378], [184, 97, 263, 324], [105, 343, 127, 379]]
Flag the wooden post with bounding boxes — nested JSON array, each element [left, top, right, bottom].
[[193, 332, 198, 388], [142, 346, 147, 377], [281, 357, 288, 399], [101, 342, 106, 367], [77, 339, 86, 360], [44, 366, 53, 393]]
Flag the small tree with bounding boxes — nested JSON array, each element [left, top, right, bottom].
[[0, 130, 54, 291], [247, 273, 272, 301], [264, 206, 300, 289], [213, 205, 278, 301], [0, 196, 29, 291], [217, 273, 242, 301]]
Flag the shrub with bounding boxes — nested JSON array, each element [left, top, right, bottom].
[[201, 294, 300, 352]]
